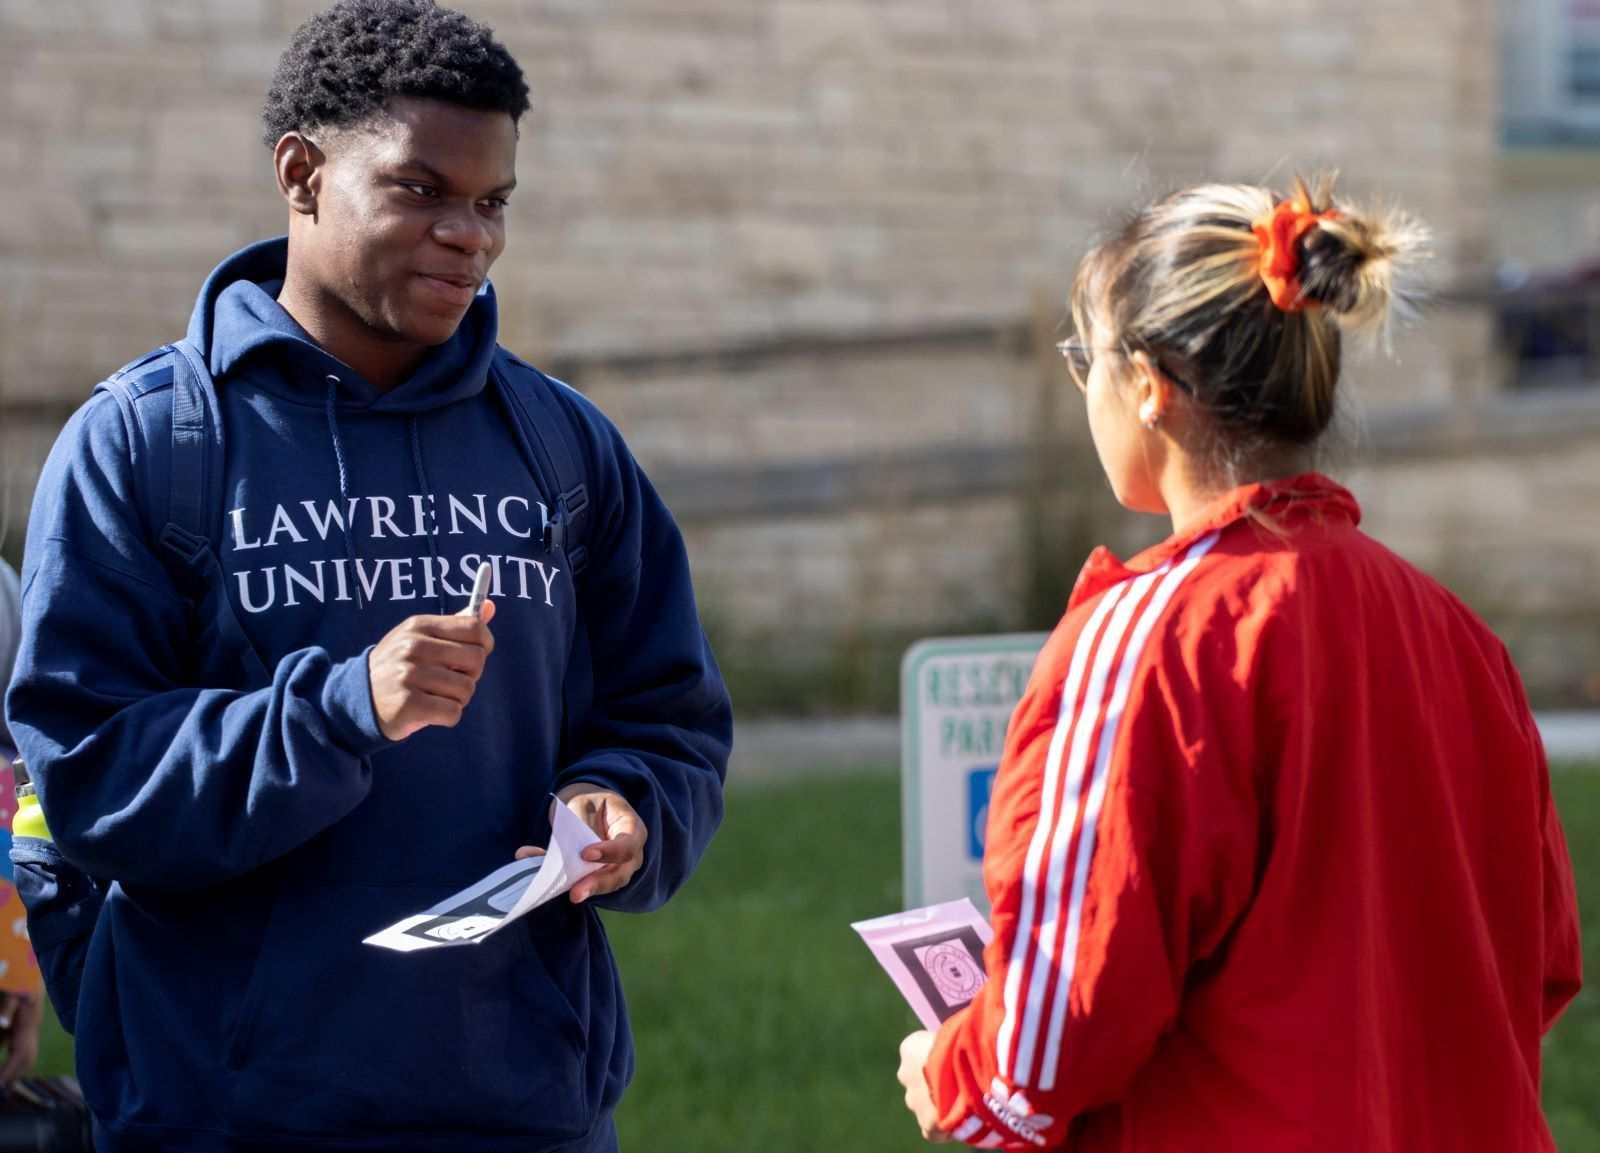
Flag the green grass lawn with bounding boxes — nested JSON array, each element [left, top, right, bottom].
[[609, 767, 1600, 1152], [27, 767, 1600, 1149], [1542, 768, 1600, 1151]]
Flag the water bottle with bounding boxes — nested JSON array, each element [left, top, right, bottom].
[[12, 762, 50, 841]]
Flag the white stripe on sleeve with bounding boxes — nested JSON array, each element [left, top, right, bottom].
[[1012, 564, 1169, 1083], [1037, 534, 1218, 1089], [995, 581, 1129, 1080], [951, 1116, 985, 1142]]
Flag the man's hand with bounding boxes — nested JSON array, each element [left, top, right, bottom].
[[898, 1029, 950, 1143], [368, 602, 496, 741], [516, 784, 647, 903], [0, 993, 42, 1085]]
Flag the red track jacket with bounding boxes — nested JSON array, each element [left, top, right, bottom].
[[926, 474, 1582, 1151]]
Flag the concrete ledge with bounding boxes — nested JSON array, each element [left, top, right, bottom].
[[729, 716, 901, 784], [731, 711, 1600, 782], [1360, 387, 1600, 461], [658, 387, 1600, 522], [1539, 712, 1600, 763]]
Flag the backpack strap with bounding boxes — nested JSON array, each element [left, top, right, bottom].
[[492, 355, 591, 579], [91, 343, 269, 688], [91, 341, 218, 573], [162, 339, 216, 563]]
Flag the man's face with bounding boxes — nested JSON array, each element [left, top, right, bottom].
[[300, 97, 518, 348]]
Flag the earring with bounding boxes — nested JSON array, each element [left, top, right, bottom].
[[1139, 401, 1160, 430]]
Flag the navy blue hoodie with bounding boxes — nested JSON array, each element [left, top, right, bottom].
[[5, 240, 731, 1151]]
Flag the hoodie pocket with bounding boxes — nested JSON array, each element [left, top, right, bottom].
[[224, 882, 595, 1142], [9, 836, 103, 1034]]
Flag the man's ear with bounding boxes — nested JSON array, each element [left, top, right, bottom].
[[273, 132, 324, 217]]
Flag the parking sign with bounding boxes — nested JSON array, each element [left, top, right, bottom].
[[966, 766, 998, 861], [901, 634, 1047, 912]]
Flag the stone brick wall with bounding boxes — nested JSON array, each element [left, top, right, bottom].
[[0, 0, 1496, 401], [7, 0, 1595, 708], [1347, 408, 1600, 706]]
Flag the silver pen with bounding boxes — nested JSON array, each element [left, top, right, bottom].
[[465, 561, 492, 618]]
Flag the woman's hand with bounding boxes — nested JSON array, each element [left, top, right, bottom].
[[898, 1029, 949, 1143]]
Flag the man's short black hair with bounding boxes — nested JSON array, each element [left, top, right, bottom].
[[261, 0, 531, 146]]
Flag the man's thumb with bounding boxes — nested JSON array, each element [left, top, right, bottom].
[[455, 596, 497, 623]]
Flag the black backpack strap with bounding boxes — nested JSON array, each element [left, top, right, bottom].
[[492, 356, 591, 579]]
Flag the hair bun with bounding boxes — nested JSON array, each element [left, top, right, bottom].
[[1292, 188, 1429, 333], [1297, 225, 1366, 314]]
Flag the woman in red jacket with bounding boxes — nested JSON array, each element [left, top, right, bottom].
[[896, 177, 1583, 1151]]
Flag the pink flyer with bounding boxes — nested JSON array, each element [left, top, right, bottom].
[[852, 898, 994, 1031]]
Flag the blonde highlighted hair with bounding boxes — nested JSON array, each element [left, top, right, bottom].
[[1070, 174, 1428, 451]]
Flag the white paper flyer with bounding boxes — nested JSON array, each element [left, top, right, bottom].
[[364, 796, 603, 953]]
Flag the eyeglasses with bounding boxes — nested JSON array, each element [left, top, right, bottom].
[[1055, 339, 1196, 396], [1055, 339, 1102, 386]]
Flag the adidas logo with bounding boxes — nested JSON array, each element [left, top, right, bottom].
[[984, 1078, 1053, 1146]]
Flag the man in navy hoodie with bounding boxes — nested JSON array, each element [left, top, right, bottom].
[[5, 3, 731, 1149]]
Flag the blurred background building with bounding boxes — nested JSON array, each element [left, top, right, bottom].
[[2, 0, 1597, 712]]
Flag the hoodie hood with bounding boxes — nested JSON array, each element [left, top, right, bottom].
[[186, 236, 501, 414]]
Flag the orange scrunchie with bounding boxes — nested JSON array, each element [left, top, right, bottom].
[[1253, 193, 1340, 312]]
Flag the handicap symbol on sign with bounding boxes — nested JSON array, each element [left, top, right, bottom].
[[967, 766, 999, 860]]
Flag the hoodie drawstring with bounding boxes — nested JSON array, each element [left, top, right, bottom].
[[325, 375, 365, 610], [409, 416, 446, 615], [324, 377, 446, 614]]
